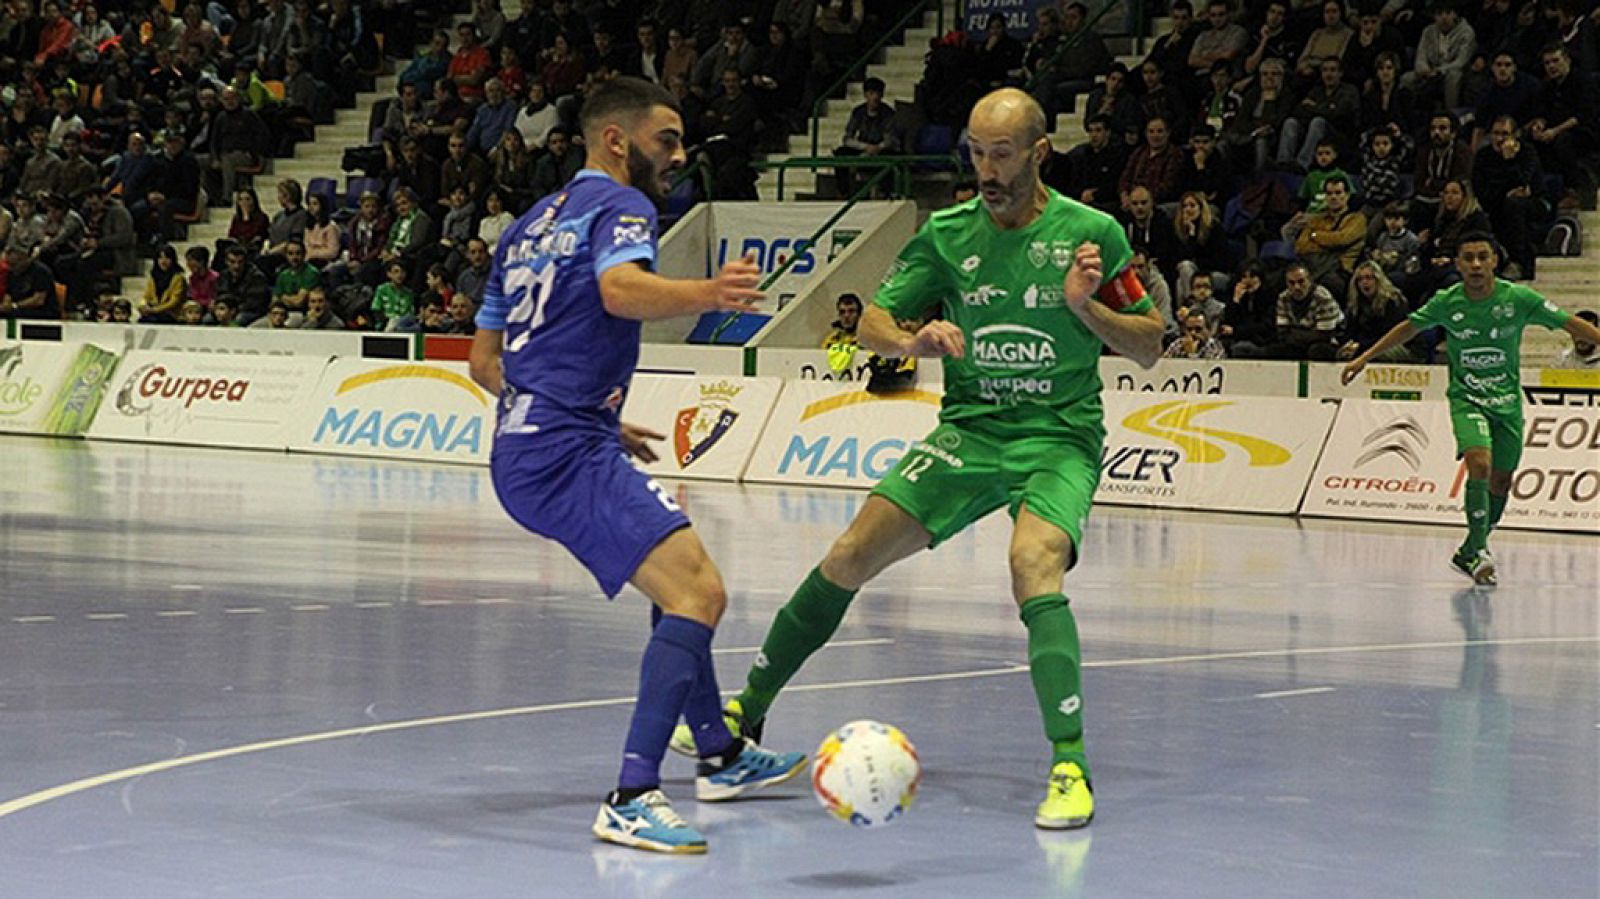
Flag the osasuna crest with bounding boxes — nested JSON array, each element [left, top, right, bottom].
[[1050, 241, 1075, 269], [1028, 241, 1049, 267], [674, 380, 743, 468]]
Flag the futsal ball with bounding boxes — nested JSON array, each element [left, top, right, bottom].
[[811, 720, 921, 828]]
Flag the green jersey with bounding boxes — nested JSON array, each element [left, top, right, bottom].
[[1408, 280, 1571, 412], [874, 191, 1148, 434]]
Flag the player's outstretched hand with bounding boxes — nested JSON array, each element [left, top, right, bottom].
[[906, 320, 965, 359], [620, 422, 665, 463], [710, 253, 765, 313], [1063, 242, 1105, 310], [1340, 356, 1367, 386]]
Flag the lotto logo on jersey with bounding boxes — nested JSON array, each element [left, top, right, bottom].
[[962, 284, 1007, 306]]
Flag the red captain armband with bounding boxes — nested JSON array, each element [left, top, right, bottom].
[[1096, 266, 1147, 311]]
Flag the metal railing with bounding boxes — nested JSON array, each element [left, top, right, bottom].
[[809, 0, 955, 158]]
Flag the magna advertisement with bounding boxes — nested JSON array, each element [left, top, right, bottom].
[[1096, 394, 1336, 513], [621, 375, 783, 482], [1302, 399, 1599, 533], [289, 359, 494, 465], [89, 350, 327, 449], [743, 381, 943, 488], [0, 341, 76, 433]]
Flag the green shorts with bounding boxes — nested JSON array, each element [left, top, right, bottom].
[[1450, 402, 1523, 471], [870, 420, 1101, 563]]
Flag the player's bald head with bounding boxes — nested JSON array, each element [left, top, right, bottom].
[[969, 88, 1048, 147]]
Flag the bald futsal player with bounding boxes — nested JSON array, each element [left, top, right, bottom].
[[468, 77, 804, 855], [671, 88, 1165, 828]]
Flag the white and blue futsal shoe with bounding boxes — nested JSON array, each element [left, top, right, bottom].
[[593, 789, 707, 854], [695, 739, 808, 802]]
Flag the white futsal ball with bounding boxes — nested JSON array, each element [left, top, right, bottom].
[[811, 720, 922, 828]]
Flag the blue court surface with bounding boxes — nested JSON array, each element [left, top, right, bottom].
[[1, 435, 1595, 898]]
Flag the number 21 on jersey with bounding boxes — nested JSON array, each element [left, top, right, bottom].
[[505, 262, 557, 352]]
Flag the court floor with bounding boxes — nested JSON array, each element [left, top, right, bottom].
[[0, 435, 1595, 898]]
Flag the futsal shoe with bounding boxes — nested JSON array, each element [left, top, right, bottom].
[[669, 699, 764, 758], [1451, 548, 1497, 587], [1035, 761, 1094, 830], [593, 789, 707, 854], [695, 739, 808, 802]]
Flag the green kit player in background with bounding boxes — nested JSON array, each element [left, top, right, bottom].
[[1343, 232, 1600, 586], [672, 89, 1165, 828]]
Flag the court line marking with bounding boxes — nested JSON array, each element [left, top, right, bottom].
[[156, 611, 199, 618], [1253, 686, 1337, 700], [0, 635, 1592, 822], [12, 616, 55, 624], [84, 613, 128, 621], [713, 637, 894, 656]]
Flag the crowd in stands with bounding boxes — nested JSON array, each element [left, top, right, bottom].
[[0, 0, 1593, 362]]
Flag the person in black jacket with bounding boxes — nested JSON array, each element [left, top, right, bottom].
[[1062, 114, 1128, 214], [1472, 115, 1545, 280], [1218, 261, 1277, 356]]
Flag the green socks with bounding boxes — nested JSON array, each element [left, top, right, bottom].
[[1463, 478, 1490, 555], [1021, 593, 1087, 775], [737, 566, 857, 725], [1488, 490, 1508, 531]]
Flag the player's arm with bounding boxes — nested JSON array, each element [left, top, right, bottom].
[[598, 256, 763, 321], [1340, 320, 1419, 385], [468, 328, 504, 394], [859, 302, 965, 359], [1064, 243, 1164, 369], [1562, 312, 1600, 347]]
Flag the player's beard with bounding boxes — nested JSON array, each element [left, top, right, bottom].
[[627, 143, 672, 208], [979, 166, 1037, 217]]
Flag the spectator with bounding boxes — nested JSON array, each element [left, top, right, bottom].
[[0, 244, 58, 319], [441, 131, 491, 203], [1412, 112, 1473, 225], [419, 263, 455, 316], [1226, 57, 1294, 172], [260, 178, 309, 265], [224, 187, 270, 259], [207, 86, 268, 204], [57, 186, 135, 310], [1472, 115, 1543, 279], [1218, 260, 1275, 354], [217, 244, 273, 324], [465, 78, 518, 155], [532, 127, 582, 197], [1553, 310, 1600, 368], [973, 14, 1024, 90], [1342, 10, 1404, 91], [371, 259, 414, 330], [751, 21, 808, 136], [1196, 61, 1241, 136], [444, 292, 477, 334], [634, 19, 664, 84], [417, 79, 470, 162], [142, 132, 202, 244], [137, 245, 187, 324], [35, 192, 84, 269], [303, 193, 342, 269], [209, 296, 240, 327], [1287, 174, 1366, 293], [1270, 260, 1344, 359], [1178, 124, 1231, 202], [1063, 114, 1128, 213], [822, 292, 862, 373], [9, 195, 44, 251], [108, 298, 132, 323], [392, 136, 442, 210], [1244, 1, 1296, 77], [702, 68, 760, 191], [410, 294, 451, 333], [437, 184, 477, 258], [1359, 51, 1414, 136], [271, 238, 320, 319], [1338, 261, 1414, 361], [44, 91, 83, 150], [1296, 0, 1353, 82], [539, 33, 587, 99], [1083, 63, 1144, 144], [455, 237, 492, 305], [496, 44, 529, 100], [18, 127, 57, 198], [185, 247, 219, 309], [478, 189, 514, 246], [336, 190, 390, 288], [1164, 309, 1228, 358], [1414, 178, 1491, 296], [1176, 271, 1227, 329], [1121, 185, 1183, 282], [1033, 3, 1112, 121], [1406, 1, 1476, 112], [474, 0, 506, 53], [589, 26, 632, 78], [1131, 249, 1179, 339], [49, 132, 95, 202], [1366, 201, 1423, 285], [1147, 1, 1202, 88], [1136, 59, 1189, 139], [449, 22, 492, 103], [661, 26, 698, 89], [1472, 51, 1539, 147], [1359, 129, 1409, 215], [299, 286, 345, 329], [248, 301, 291, 329], [1172, 190, 1234, 299], [1529, 43, 1597, 209], [1120, 117, 1185, 203], [400, 30, 453, 96], [178, 300, 206, 325], [0, 144, 23, 202], [490, 128, 538, 211], [105, 133, 155, 201], [693, 21, 758, 97], [1279, 57, 1359, 169], [514, 81, 560, 150], [1188, 1, 1250, 77], [382, 188, 433, 273]]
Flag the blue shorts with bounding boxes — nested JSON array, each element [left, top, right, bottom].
[[491, 433, 690, 598]]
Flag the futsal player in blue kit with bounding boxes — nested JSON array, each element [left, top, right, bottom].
[[467, 78, 806, 855]]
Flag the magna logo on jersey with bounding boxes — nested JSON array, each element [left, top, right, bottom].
[[674, 380, 742, 468], [971, 324, 1057, 371], [1460, 347, 1507, 370]]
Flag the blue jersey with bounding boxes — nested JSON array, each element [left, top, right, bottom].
[[476, 169, 658, 437]]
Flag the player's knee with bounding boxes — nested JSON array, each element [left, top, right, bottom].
[[1008, 540, 1069, 603], [823, 528, 880, 589], [1463, 449, 1492, 479], [1489, 469, 1515, 494]]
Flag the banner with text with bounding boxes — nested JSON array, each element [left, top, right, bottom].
[[0, 341, 76, 434], [89, 350, 328, 449], [52, 322, 369, 357], [744, 381, 943, 488], [621, 375, 784, 481], [1100, 358, 1300, 397], [1097, 394, 1336, 513], [711, 203, 896, 303], [1301, 400, 1599, 533], [289, 359, 494, 465]]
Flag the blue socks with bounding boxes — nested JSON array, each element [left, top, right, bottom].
[[619, 614, 715, 790]]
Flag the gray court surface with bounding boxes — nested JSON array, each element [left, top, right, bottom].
[[1, 435, 1595, 898]]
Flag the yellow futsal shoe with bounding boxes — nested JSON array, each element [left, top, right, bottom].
[[1035, 761, 1094, 830], [668, 699, 761, 759]]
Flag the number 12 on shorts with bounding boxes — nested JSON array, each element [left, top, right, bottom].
[[902, 454, 935, 482]]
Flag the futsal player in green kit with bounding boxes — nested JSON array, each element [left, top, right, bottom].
[[1342, 233, 1600, 585], [672, 89, 1165, 828]]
